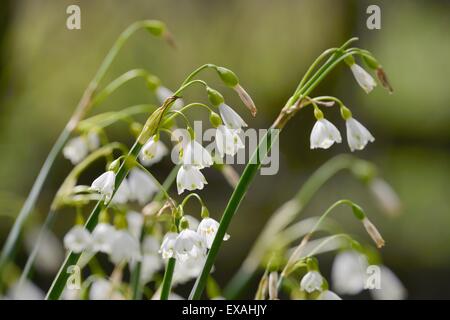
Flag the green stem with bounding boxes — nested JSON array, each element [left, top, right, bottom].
[[160, 258, 176, 300]]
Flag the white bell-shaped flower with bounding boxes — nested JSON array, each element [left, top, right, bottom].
[[219, 103, 247, 129], [310, 119, 342, 149], [215, 125, 245, 157], [332, 250, 368, 295], [126, 211, 144, 240], [173, 229, 207, 261], [350, 64, 377, 94], [91, 223, 116, 254], [128, 168, 158, 205], [91, 171, 116, 203], [370, 265, 406, 300], [108, 230, 141, 265], [159, 232, 178, 259], [63, 225, 91, 253], [182, 139, 213, 168], [318, 290, 342, 300], [63, 137, 89, 165], [197, 217, 230, 249], [300, 271, 323, 293], [140, 136, 168, 166], [155, 86, 184, 110], [346, 117, 375, 152], [176, 165, 207, 195]]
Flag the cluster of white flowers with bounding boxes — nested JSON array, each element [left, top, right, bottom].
[[63, 131, 100, 165], [159, 216, 229, 283], [63, 211, 163, 281], [90, 167, 158, 205], [175, 103, 246, 195], [310, 114, 375, 152]]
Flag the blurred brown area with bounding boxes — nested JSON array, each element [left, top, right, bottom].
[[0, 0, 449, 299]]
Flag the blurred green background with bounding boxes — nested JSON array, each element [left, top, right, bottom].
[[0, 0, 449, 299]]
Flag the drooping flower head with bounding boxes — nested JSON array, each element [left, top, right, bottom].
[[91, 171, 116, 203], [176, 165, 207, 195], [197, 217, 230, 249]]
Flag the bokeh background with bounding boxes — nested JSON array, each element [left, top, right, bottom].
[[0, 0, 449, 299]]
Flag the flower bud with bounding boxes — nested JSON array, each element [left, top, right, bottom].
[[206, 87, 224, 106], [216, 66, 239, 87], [362, 55, 380, 70], [351, 203, 366, 220], [144, 20, 165, 37], [209, 111, 222, 128]]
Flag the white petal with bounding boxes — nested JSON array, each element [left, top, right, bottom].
[[159, 232, 178, 259], [300, 271, 323, 293], [350, 64, 377, 94], [182, 140, 213, 168], [310, 119, 342, 149], [346, 118, 375, 152], [176, 165, 207, 195], [63, 226, 91, 253], [139, 138, 168, 166], [219, 103, 247, 129], [215, 125, 245, 157], [63, 137, 89, 165], [91, 171, 116, 203]]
